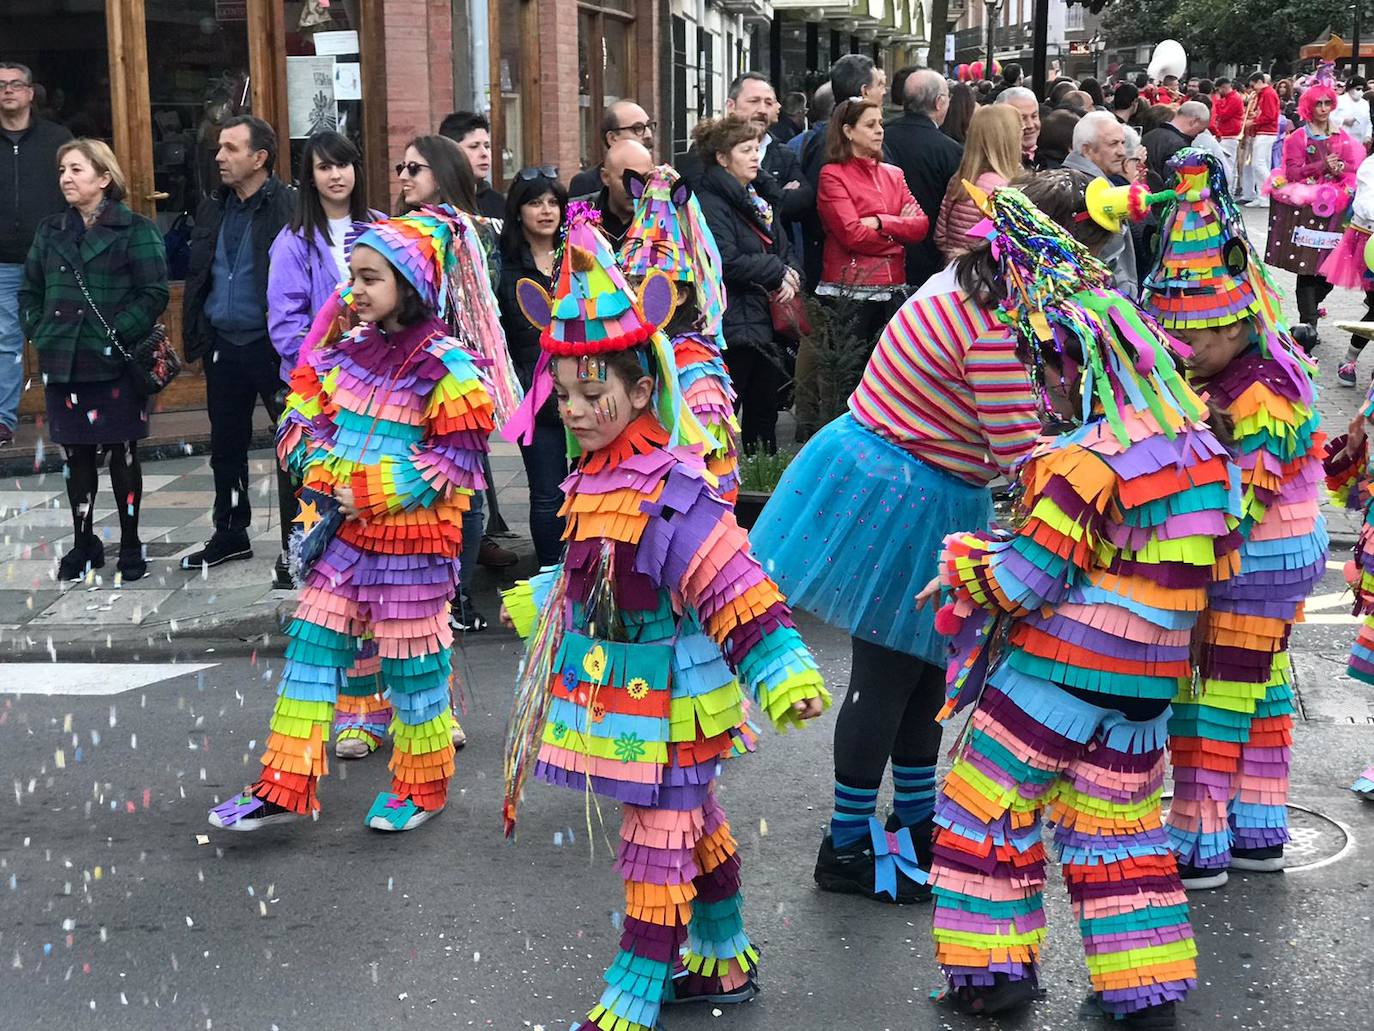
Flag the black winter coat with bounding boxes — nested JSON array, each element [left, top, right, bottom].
[[882, 112, 964, 289], [181, 176, 294, 361], [497, 238, 560, 428], [0, 117, 73, 263], [694, 165, 799, 350]]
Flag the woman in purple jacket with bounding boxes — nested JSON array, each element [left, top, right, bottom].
[[267, 132, 381, 381]]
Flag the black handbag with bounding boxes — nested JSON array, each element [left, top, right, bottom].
[[72, 266, 181, 396]]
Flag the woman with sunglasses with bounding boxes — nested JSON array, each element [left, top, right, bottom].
[[395, 134, 516, 633], [496, 167, 570, 568]]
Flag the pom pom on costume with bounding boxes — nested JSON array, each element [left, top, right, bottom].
[[499, 194, 827, 1031], [927, 181, 1242, 1019]]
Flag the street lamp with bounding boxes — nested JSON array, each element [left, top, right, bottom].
[[985, 0, 1001, 83]]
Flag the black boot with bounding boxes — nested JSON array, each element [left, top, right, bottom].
[[59, 535, 105, 581]]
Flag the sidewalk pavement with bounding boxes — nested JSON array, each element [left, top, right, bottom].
[[0, 439, 537, 659], [0, 205, 1368, 658]]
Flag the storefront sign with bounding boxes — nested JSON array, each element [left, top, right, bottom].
[[216, 0, 247, 19]]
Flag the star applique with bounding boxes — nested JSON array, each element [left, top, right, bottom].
[[294, 498, 323, 533]]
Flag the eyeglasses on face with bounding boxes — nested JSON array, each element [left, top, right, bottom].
[[0, 80, 33, 92], [613, 121, 657, 137], [516, 165, 560, 181], [395, 161, 431, 177]]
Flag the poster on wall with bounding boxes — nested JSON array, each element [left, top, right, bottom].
[[286, 56, 338, 137]]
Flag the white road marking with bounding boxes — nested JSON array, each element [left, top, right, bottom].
[[3, 663, 217, 696]]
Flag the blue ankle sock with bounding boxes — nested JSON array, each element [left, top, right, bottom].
[[831, 780, 879, 848], [891, 763, 938, 827]]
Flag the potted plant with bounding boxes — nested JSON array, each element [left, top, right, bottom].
[[734, 448, 796, 530]]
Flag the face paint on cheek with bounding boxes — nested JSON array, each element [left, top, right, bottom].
[[593, 395, 618, 423]]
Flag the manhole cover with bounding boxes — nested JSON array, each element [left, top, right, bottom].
[[1160, 799, 1351, 870]]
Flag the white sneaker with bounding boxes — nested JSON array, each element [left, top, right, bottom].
[[452, 722, 467, 750], [335, 736, 372, 759]]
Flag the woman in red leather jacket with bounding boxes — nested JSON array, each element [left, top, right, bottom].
[[815, 98, 929, 401]]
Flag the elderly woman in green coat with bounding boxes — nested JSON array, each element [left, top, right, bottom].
[[19, 138, 168, 582]]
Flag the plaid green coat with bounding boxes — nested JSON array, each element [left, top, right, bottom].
[[18, 201, 169, 385]]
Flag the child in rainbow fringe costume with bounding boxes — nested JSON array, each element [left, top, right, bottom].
[[497, 204, 828, 1031], [619, 164, 740, 502], [921, 182, 1243, 1028], [1140, 149, 1327, 889], [1323, 383, 1374, 800], [208, 206, 496, 833]]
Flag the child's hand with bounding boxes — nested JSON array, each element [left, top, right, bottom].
[[915, 575, 941, 609], [335, 485, 361, 520], [498, 603, 515, 630], [1349, 413, 1368, 454], [791, 696, 825, 721]]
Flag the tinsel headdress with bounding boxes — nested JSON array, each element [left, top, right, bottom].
[[306, 204, 524, 423], [966, 180, 1206, 444], [620, 165, 727, 339], [1142, 148, 1315, 402]]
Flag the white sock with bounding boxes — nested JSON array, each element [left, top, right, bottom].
[[1345, 345, 1361, 365]]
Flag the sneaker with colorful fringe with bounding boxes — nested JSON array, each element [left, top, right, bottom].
[[365, 791, 441, 831], [208, 792, 300, 831], [1229, 844, 1285, 873], [1339, 360, 1359, 386]]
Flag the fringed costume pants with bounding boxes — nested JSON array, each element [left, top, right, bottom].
[[251, 547, 457, 813], [331, 638, 396, 751], [930, 673, 1197, 1017], [586, 789, 756, 1031], [1167, 654, 1295, 869]]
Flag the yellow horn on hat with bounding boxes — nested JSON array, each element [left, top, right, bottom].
[[1085, 178, 1139, 234]]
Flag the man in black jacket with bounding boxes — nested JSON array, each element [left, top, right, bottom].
[[181, 115, 296, 581], [0, 61, 72, 447], [724, 72, 815, 224], [570, 139, 655, 250], [882, 68, 961, 290]]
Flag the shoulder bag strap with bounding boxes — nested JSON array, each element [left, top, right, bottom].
[[70, 265, 134, 364]]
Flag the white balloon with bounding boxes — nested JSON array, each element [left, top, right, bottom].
[[1148, 39, 1188, 82]]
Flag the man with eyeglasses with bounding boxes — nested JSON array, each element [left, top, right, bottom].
[[568, 99, 656, 197], [0, 62, 72, 447]]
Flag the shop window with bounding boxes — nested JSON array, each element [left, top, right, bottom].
[[279, 1, 367, 182], [0, 5, 114, 144], [577, 1, 637, 169]]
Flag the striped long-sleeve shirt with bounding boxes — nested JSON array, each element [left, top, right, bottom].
[[848, 264, 1040, 486]]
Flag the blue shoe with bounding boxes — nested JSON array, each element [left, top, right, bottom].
[[365, 791, 440, 832]]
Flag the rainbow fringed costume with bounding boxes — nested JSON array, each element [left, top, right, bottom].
[[1142, 150, 1327, 871], [500, 209, 827, 1031], [208, 209, 494, 832], [1324, 380, 1374, 799], [621, 166, 740, 501], [928, 186, 1242, 1019]]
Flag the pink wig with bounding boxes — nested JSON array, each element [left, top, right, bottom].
[[1298, 84, 1338, 122]]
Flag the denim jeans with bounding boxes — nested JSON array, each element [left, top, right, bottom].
[[0, 263, 25, 430], [519, 422, 569, 567]]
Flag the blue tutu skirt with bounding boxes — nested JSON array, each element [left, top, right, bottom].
[[751, 414, 992, 664]]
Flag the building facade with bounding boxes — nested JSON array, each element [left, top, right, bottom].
[[949, 0, 1105, 81]]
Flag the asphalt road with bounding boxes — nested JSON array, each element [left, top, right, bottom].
[[1, 609, 1372, 1031]]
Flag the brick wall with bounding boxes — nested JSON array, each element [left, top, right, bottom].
[[382, 0, 455, 169], [540, 0, 584, 177]]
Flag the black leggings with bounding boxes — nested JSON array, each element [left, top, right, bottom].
[[831, 636, 945, 792], [1295, 274, 1334, 326], [64, 442, 142, 548]]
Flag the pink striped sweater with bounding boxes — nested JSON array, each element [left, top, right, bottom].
[[848, 265, 1040, 485]]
